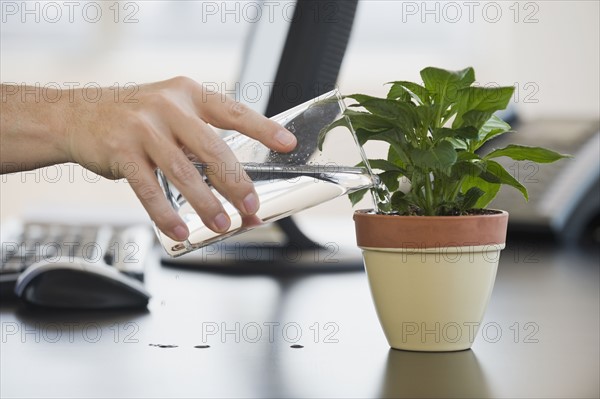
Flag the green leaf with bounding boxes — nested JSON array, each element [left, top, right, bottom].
[[461, 187, 485, 210], [481, 160, 528, 200], [462, 86, 515, 111], [356, 128, 397, 146], [480, 115, 512, 143], [414, 105, 438, 132], [346, 95, 418, 138], [410, 140, 457, 174], [354, 128, 370, 146], [433, 126, 479, 141], [367, 159, 405, 173], [386, 83, 412, 103], [379, 170, 401, 192], [485, 144, 571, 163], [348, 189, 368, 207], [387, 144, 406, 168], [346, 94, 415, 118], [420, 67, 475, 104], [390, 191, 411, 213], [456, 68, 476, 87], [387, 81, 430, 104], [445, 137, 468, 150], [461, 176, 501, 208], [457, 151, 481, 161], [451, 154, 483, 179], [356, 129, 411, 167], [451, 159, 485, 180], [344, 109, 395, 132], [317, 116, 350, 151], [461, 110, 494, 130], [453, 86, 514, 128]]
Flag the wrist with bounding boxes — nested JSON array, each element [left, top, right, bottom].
[[51, 87, 76, 164]]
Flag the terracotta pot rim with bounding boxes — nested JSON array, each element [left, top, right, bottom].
[[353, 209, 509, 248], [353, 209, 508, 220]]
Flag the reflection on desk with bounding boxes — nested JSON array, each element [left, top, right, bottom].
[[1, 243, 598, 398], [380, 349, 490, 398]]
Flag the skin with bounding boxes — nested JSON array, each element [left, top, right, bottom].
[[0, 77, 297, 241]]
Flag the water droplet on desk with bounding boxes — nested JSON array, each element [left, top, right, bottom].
[[194, 345, 210, 349], [149, 344, 178, 349], [290, 344, 304, 349]]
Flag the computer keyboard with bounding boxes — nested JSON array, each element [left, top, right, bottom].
[[0, 221, 154, 300]]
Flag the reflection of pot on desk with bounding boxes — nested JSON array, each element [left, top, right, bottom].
[[379, 349, 492, 398]]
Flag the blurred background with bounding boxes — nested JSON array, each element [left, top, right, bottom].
[[1, 0, 599, 239], [2, 5, 598, 397]]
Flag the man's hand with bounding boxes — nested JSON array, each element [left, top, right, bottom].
[[0, 77, 297, 241]]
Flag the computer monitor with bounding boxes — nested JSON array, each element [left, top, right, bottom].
[[242, 0, 358, 248]]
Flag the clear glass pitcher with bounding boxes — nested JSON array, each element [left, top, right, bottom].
[[155, 89, 376, 257]]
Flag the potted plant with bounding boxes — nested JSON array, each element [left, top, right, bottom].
[[319, 67, 569, 351]]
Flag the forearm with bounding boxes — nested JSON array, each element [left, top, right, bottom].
[[0, 84, 72, 172]]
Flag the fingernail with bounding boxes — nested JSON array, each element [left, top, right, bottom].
[[243, 192, 259, 215], [275, 130, 296, 147], [173, 225, 189, 241], [214, 213, 230, 232]]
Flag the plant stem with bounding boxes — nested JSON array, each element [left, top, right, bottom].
[[449, 178, 463, 202], [424, 173, 435, 215]]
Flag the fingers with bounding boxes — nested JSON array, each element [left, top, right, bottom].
[[193, 87, 297, 153], [126, 159, 190, 241], [169, 115, 260, 217], [144, 137, 234, 236]]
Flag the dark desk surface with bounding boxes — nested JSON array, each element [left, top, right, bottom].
[[1, 243, 599, 398]]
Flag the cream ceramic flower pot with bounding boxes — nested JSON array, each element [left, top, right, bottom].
[[354, 210, 509, 352]]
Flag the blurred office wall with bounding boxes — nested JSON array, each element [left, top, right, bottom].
[[1, 1, 598, 220], [341, 0, 599, 119]]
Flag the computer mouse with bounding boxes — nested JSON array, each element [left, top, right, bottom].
[[14, 258, 151, 309]]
